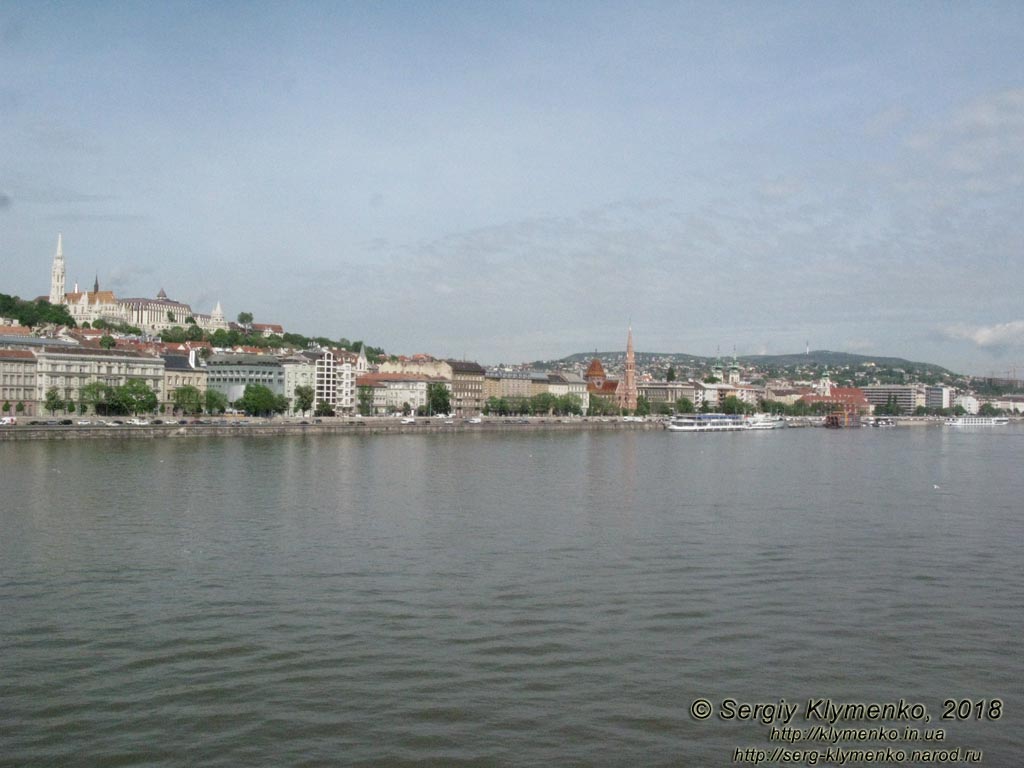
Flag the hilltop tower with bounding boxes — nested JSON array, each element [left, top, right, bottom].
[[617, 325, 638, 411], [49, 234, 66, 305]]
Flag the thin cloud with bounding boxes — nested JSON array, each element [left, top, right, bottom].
[[943, 321, 1024, 348]]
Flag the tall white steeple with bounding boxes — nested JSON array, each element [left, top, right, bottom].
[[49, 234, 66, 305]]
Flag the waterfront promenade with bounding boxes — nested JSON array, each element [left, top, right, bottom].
[[0, 416, 664, 441]]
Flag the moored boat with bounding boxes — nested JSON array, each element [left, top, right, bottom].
[[944, 416, 1009, 427], [744, 413, 787, 430], [666, 413, 786, 432], [666, 413, 746, 432]]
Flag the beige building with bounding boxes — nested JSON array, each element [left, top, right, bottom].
[[356, 373, 446, 414], [378, 357, 484, 416], [162, 353, 208, 412], [34, 345, 165, 413], [447, 360, 485, 416], [638, 381, 697, 410], [0, 349, 39, 416], [379, 358, 453, 379], [484, 370, 533, 400]]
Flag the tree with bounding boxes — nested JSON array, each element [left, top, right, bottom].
[[2, 401, 9, 414], [237, 311, 254, 326], [79, 380, 119, 415], [44, 387, 64, 415], [666, 366, 676, 382], [235, 384, 280, 416], [0, 293, 75, 327], [172, 385, 203, 415], [426, 382, 451, 415], [205, 388, 228, 414], [357, 385, 374, 416], [294, 385, 315, 416], [314, 400, 336, 417], [185, 316, 196, 325], [555, 394, 583, 416], [979, 402, 1001, 416], [484, 396, 508, 415], [186, 324, 204, 341], [635, 395, 651, 416], [160, 326, 188, 343], [720, 395, 751, 414], [99, 335, 116, 349], [675, 398, 695, 413], [529, 392, 557, 416], [113, 380, 158, 416], [587, 396, 616, 416], [167, 311, 176, 323], [401, 401, 411, 416]]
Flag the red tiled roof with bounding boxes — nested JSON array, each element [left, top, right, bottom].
[[0, 349, 36, 360], [585, 358, 606, 378]]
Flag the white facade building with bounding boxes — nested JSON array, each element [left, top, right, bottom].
[[282, 356, 316, 415]]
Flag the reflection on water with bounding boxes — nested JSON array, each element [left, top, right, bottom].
[[2, 428, 1022, 765]]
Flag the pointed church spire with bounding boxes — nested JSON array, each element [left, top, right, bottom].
[[50, 234, 67, 304], [93, 273, 99, 293]]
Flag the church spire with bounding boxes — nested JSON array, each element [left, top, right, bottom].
[[93, 273, 99, 294], [49, 234, 66, 304], [618, 323, 638, 411]]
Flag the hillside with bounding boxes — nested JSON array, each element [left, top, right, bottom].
[[541, 349, 954, 376]]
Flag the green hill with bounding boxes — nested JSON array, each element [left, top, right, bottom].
[[541, 349, 954, 376]]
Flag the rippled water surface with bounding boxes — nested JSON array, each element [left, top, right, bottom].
[[2, 427, 1022, 766]]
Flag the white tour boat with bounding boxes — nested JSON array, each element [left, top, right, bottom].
[[944, 416, 1009, 427], [666, 413, 786, 432]]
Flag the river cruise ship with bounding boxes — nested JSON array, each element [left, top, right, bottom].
[[944, 416, 1009, 427], [666, 413, 786, 432]]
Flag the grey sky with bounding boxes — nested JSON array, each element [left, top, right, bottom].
[[1, 2, 1022, 374]]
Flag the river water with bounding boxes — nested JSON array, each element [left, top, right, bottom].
[[2, 427, 1022, 766]]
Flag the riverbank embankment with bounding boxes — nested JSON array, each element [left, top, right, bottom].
[[0, 417, 662, 442]]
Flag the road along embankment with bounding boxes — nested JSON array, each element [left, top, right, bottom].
[[0, 419, 662, 442]]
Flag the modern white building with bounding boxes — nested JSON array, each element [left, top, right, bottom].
[[281, 355, 316, 415], [954, 395, 980, 414], [300, 347, 369, 415], [206, 353, 285, 403]]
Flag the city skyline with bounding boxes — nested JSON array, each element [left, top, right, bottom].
[[2, 3, 1023, 375]]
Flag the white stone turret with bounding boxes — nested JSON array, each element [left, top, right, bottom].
[[49, 234, 66, 304]]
